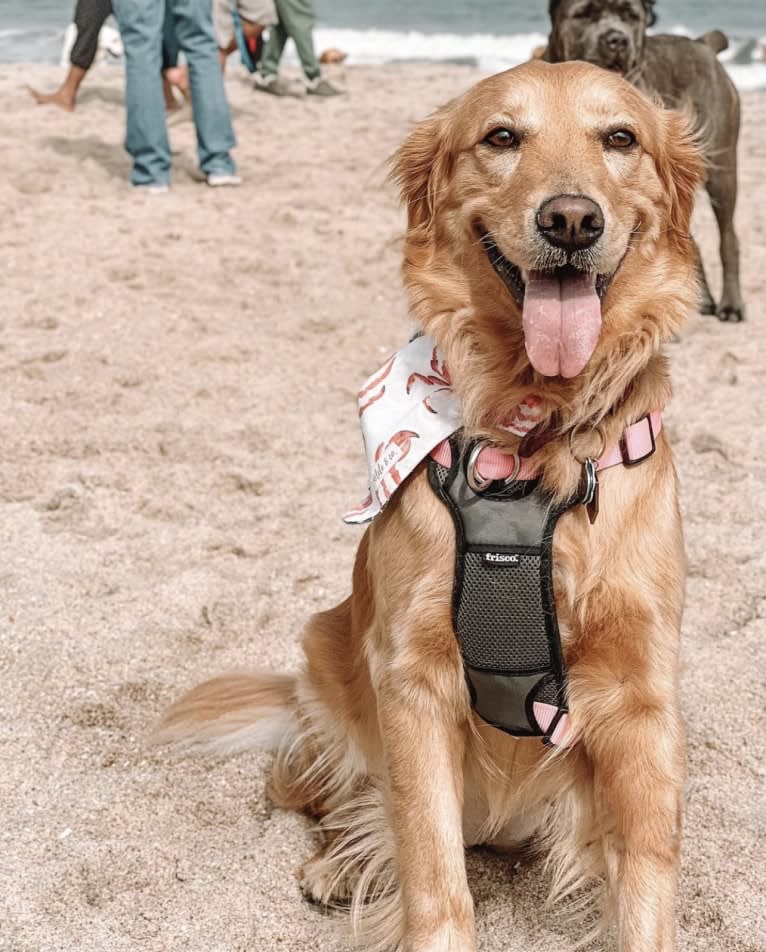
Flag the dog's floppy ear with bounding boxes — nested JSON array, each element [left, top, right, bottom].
[[655, 110, 706, 251], [643, 1, 657, 28], [545, 1, 563, 61], [390, 107, 454, 239]]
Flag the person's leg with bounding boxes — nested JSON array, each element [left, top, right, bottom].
[[162, 5, 189, 107], [268, 0, 340, 94], [273, 0, 319, 81], [29, 65, 87, 111], [258, 19, 288, 78], [162, 3, 180, 69], [170, 0, 238, 179], [254, 16, 292, 94], [71, 0, 114, 68], [28, 0, 112, 110], [112, 0, 171, 186]]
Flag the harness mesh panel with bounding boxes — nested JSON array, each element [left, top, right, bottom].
[[428, 441, 575, 741], [534, 675, 563, 706], [457, 552, 550, 671]]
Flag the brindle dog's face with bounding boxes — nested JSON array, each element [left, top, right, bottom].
[[550, 0, 651, 75]]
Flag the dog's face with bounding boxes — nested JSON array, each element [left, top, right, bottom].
[[548, 0, 655, 75], [394, 61, 702, 382]]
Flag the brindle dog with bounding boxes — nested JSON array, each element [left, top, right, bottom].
[[545, 0, 744, 322]]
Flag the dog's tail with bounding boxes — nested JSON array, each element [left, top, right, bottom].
[[155, 670, 364, 818], [154, 670, 299, 756], [697, 29, 729, 55]]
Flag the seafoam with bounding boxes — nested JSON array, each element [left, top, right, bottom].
[[309, 27, 766, 91]]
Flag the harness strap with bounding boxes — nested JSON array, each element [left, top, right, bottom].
[[430, 410, 662, 480], [533, 701, 577, 747]]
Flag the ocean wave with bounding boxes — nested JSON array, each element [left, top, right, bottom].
[[313, 27, 549, 71], [314, 27, 548, 70], [312, 26, 766, 90], [1, 22, 763, 90], [721, 62, 766, 91]]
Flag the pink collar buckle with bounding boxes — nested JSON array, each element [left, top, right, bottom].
[[597, 410, 662, 472]]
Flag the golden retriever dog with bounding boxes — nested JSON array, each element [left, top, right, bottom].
[[157, 60, 704, 951]]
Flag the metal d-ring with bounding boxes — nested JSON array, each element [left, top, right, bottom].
[[466, 441, 522, 494], [503, 453, 522, 485], [466, 441, 492, 493], [568, 421, 607, 464]]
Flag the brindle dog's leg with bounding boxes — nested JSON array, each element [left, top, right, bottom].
[[379, 675, 476, 952], [693, 237, 717, 315], [708, 146, 745, 322]]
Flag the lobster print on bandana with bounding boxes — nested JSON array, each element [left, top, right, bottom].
[[344, 336, 460, 524], [344, 336, 544, 525]]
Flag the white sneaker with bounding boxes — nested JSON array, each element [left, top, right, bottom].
[[206, 173, 242, 188]]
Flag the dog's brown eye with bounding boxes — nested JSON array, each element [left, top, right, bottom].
[[484, 127, 518, 149], [606, 129, 637, 149]]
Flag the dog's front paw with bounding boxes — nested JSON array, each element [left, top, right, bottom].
[[298, 852, 357, 907]]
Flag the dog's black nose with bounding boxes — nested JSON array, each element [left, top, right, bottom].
[[601, 29, 629, 52], [536, 195, 605, 252]]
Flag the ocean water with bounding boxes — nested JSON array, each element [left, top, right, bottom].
[[1, 0, 764, 88]]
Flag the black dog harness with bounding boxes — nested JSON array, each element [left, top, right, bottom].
[[429, 434, 582, 746]]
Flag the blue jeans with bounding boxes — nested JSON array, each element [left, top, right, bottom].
[[113, 0, 237, 186]]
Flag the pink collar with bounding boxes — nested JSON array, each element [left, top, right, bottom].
[[433, 410, 662, 483]]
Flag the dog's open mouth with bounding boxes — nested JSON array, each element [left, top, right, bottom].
[[480, 229, 612, 379]]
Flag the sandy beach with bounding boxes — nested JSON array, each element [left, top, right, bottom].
[[0, 61, 764, 952]]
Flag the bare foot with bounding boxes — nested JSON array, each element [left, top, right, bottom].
[[28, 86, 75, 112]]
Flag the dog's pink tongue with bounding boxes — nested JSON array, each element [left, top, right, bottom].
[[522, 271, 602, 378]]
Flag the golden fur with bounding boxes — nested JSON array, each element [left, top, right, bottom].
[[157, 61, 704, 951]]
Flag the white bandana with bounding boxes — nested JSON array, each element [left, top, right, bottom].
[[343, 335, 545, 525], [343, 336, 460, 524]]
